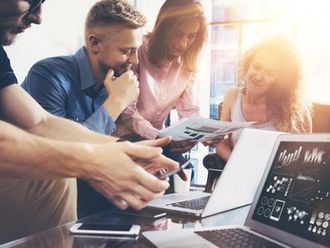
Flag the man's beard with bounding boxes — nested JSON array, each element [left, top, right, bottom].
[[113, 65, 131, 77], [100, 62, 131, 79], [0, 32, 16, 46], [113, 67, 122, 78]]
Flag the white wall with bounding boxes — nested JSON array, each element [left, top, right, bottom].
[[5, 0, 98, 83]]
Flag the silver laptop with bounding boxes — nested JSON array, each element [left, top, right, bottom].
[[146, 128, 282, 218], [143, 133, 330, 248]]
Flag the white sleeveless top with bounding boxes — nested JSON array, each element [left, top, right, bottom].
[[231, 90, 276, 145]]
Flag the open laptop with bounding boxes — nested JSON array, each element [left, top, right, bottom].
[[146, 128, 282, 218], [143, 133, 330, 248]]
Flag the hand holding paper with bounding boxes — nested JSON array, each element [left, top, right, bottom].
[[159, 116, 254, 142]]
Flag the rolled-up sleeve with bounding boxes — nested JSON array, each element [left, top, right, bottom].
[[120, 101, 160, 139], [22, 61, 116, 135], [83, 106, 116, 135]]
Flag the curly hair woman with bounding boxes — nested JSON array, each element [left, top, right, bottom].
[[216, 36, 312, 161]]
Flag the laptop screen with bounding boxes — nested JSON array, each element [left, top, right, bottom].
[[252, 141, 330, 247]]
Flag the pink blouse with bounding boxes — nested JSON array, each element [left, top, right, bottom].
[[118, 39, 199, 139]]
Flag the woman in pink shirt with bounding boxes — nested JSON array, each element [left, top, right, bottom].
[[119, 0, 208, 156]]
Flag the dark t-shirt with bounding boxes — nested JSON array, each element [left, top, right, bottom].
[[0, 46, 18, 89]]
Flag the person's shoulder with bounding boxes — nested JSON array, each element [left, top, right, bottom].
[[219, 87, 239, 121], [36, 54, 74, 67], [30, 54, 76, 74], [221, 87, 241, 109], [224, 87, 240, 100], [23, 55, 77, 89]]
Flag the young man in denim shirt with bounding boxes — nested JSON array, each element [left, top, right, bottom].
[[0, 0, 177, 243]]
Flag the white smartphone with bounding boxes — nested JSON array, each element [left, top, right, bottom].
[[69, 223, 140, 237]]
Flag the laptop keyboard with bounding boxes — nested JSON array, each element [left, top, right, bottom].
[[168, 196, 210, 210], [195, 228, 284, 248]]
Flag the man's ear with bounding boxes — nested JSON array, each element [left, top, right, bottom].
[[87, 34, 101, 53]]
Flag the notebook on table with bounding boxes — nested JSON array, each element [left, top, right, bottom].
[[143, 133, 330, 248], [146, 128, 282, 218]]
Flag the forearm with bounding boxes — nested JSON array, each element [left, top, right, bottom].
[[215, 142, 232, 161], [28, 113, 117, 144], [0, 120, 89, 179]]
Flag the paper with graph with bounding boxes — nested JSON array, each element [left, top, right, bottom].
[[159, 116, 254, 141]]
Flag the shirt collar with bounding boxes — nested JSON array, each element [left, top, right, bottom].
[[74, 47, 97, 91]]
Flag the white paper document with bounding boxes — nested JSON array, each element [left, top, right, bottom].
[[158, 116, 254, 141]]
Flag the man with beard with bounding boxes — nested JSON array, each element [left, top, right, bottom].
[[22, 0, 149, 218], [0, 0, 178, 243]]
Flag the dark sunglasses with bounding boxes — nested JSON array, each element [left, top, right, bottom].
[[28, 0, 46, 12]]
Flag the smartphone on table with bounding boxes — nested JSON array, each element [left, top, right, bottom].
[[69, 223, 140, 237], [158, 159, 191, 180]]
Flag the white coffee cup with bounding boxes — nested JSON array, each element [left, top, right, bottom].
[[173, 168, 192, 193]]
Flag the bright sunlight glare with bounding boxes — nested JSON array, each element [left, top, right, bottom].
[[293, 0, 330, 104], [232, 0, 330, 104]]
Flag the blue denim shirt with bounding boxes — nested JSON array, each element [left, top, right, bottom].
[[22, 47, 116, 134]]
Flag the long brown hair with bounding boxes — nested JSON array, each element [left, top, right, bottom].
[[239, 36, 312, 133], [147, 0, 207, 72]]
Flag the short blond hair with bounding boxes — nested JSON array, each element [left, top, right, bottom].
[[85, 0, 146, 41]]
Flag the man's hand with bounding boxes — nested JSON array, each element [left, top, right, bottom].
[[168, 139, 197, 154], [119, 136, 186, 180], [102, 69, 139, 120], [83, 140, 178, 210], [136, 136, 172, 147], [132, 136, 177, 175], [127, 137, 188, 181]]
